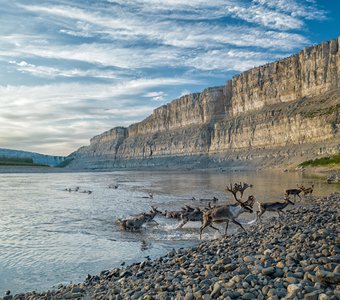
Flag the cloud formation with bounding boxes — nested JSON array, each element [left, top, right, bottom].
[[0, 0, 331, 155]]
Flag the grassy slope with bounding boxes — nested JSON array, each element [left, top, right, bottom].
[[299, 153, 340, 168], [0, 157, 48, 167]]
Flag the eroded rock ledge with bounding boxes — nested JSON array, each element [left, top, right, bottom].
[[69, 37, 340, 170]]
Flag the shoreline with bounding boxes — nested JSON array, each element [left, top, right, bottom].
[[2, 193, 339, 300]]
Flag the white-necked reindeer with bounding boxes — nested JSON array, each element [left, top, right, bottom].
[[199, 182, 255, 239], [256, 195, 295, 223]]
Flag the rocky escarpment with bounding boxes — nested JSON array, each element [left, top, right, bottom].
[[69, 37, 340, 170]]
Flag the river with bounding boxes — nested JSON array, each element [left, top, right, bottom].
[[0, 169, 337, 293]]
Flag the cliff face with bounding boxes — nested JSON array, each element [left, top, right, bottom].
[[70, 37, 340, 169], [231, 38, 340, 115], [128, 86, 227, 137]]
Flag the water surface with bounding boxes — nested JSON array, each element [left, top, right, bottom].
[[0, 169, 337, 293]]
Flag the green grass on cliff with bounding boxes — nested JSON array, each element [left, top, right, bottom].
[[0, 156, 48, 167], [299, 153, 340, 167]]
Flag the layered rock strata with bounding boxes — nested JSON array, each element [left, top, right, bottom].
[[69, 37, 340, 169]]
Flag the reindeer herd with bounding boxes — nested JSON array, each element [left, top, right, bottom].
[[115, 182, 314, 239]]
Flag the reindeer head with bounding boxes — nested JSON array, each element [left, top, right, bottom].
[[151, 206, 162, 215]]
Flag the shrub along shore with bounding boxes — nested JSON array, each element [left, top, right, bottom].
[[2, 193, 339, 300]]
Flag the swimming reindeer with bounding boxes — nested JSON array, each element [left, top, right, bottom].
[[158, 205, 195, 220], [178, 207, 203, 228], [116, 206, 159, 231], [256, 195, 295, 223], [199, 182, 255, 239]]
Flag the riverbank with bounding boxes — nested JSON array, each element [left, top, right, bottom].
[[2, 193, 339, 300]]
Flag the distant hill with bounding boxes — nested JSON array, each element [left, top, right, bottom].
[[0, 148, 67, 167]]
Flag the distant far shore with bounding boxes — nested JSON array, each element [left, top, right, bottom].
[[0, 164, 339, 186], [0, 166, 75, 174]]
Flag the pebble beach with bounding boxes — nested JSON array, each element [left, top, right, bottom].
[[2, 193, 339, 300]]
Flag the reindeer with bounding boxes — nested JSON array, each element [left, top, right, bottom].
[[297, 184, 314, 197], [178, 207, 203, 228], [116, 206, 159, 231], [285, 187, 302, 199], [159, 205, 194, 220], [199, 182, 255, 239], [116, 214, 149, 231], [256, 196, 295, 223]]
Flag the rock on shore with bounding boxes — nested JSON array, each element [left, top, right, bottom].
[[3, 193, 339, 300]]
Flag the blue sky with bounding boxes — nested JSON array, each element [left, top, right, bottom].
[[0, 0, 339, 156]]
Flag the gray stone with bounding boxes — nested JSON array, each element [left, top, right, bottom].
[[262, 267, 276, 276], [287, 284, 301, 297], [318, 294, 329, 300], [304, 291, 320, 300], [316, 270, 340, 285], [184, 292, 194, 300], [242, 292, 255, 299]]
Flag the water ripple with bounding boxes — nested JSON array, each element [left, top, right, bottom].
[[0, 170, 337, 293]]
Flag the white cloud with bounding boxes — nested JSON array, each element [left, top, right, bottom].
[[179, 89, 193, 97], [144, 91, 167, 101], [17, 2, 310, 51], [225, 3, 303, 30], [9, 60, 121, 79], [2, 29, 307, 74], [0, 78, 197, 155], [186, 49, 276, 71], [253, 0, 327, 20], [0, 0, 330, 155]]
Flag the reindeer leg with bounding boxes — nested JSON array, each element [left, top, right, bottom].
[[257, 211, 264, 223], [232, 219, 246, 232], [178, 219, 187, 228], [209, 224, 219, 231], [224, 220, 229, 235], [199, 221, 211, 239]]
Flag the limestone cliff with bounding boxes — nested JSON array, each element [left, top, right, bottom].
[[69, 37, 340, 170]]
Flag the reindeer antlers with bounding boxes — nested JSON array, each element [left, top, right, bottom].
[[225, 182, 253, 205]]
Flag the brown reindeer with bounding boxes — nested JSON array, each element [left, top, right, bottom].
[[285, 188, 302, 199], [199, 182, 255, 239], [256, 196, 295, 223], [297, 184, 314, 197], [116, 207, 158, 231], [178, 207, 203, 228], [158, 205, 195, 220]]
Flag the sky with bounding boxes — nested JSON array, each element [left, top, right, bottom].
[[0, 0, 339, 156]]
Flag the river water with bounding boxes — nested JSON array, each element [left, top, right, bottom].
[[0, 169, 338, 293]]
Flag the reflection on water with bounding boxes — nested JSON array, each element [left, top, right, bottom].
[[0, 170, 338, 293]]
